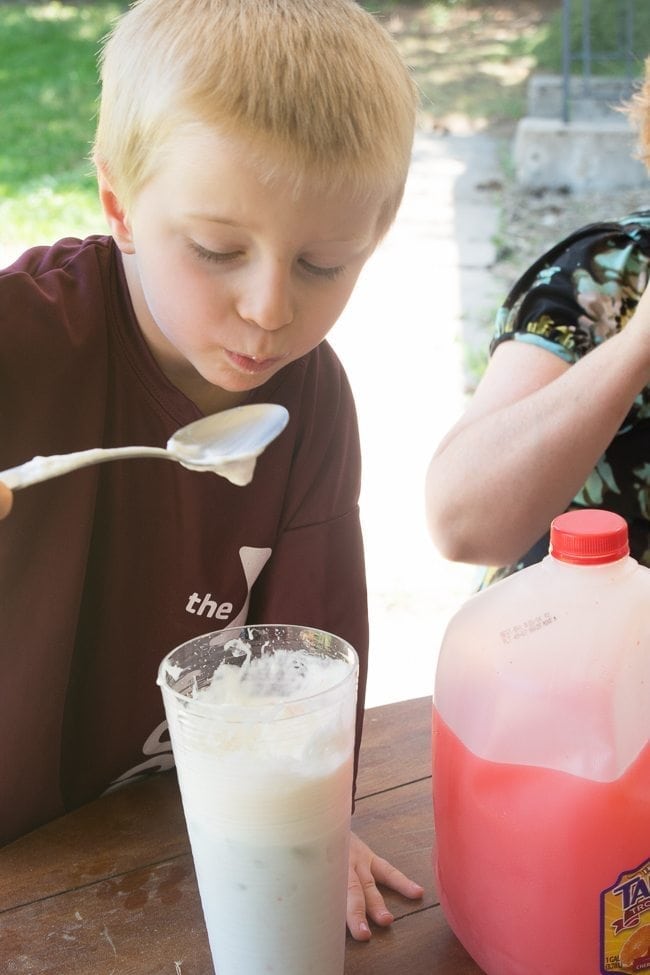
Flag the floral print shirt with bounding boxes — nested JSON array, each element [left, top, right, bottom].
[[481, 210, 650, 586]]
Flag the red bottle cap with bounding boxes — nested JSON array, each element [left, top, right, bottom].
[[549, 509, 629, 565]]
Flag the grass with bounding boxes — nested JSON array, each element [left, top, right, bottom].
[[0, 1, 127, 249]]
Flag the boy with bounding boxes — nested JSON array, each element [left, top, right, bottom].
[[0, 0, 423, 941]]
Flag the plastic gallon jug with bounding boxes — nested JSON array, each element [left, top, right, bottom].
[[432, 509, 650, 975]]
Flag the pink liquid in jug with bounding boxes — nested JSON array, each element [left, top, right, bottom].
[[432, 709, 650, 975]]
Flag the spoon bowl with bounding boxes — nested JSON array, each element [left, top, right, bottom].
[[0, 403, 289, 491]]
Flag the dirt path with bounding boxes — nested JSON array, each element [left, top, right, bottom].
[[385, 0, 561, 133]]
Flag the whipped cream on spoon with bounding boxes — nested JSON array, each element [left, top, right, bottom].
[[0, 403, 289, 490]]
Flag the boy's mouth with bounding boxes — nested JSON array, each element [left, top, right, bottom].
[[225, 350, 286, 374]]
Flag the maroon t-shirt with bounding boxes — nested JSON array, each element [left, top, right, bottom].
[[0, 236, 368, 845]]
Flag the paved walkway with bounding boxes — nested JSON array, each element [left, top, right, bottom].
[[330, 129, 505, 707]]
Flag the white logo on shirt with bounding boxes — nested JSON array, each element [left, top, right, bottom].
[[185, 592, 233, 618]]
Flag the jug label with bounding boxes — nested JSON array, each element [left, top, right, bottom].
[[601, 858, 650, 972]]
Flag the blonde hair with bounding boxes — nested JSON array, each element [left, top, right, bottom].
[[94, 0, 417, 227], [625, 56, 650, 171]]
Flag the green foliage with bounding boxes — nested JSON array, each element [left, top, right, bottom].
[[532, 0, 650, 76], [0, 1, 127, 248]]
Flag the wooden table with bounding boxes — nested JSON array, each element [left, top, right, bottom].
[[0, 696, 482, 973]]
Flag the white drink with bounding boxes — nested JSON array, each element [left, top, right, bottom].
[[159, 631, 358, 975], [184, 760, 352, 974]]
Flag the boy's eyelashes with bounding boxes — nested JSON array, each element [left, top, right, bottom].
[[190, 241, 241, 264], [189, 241, 345, 281], [298, 259, 345, 281]]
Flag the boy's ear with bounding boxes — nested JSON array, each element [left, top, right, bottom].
[[96, 164, 135, 254]]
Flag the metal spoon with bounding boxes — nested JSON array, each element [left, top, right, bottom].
[[0, 403, 289, 490]]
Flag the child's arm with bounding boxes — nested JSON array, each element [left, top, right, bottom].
[[346, 831, 424, 940]]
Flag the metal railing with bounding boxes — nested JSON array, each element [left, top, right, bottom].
[[561, 0, 639, 121]]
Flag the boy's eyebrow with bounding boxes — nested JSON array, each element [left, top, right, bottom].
[[188, 213, 239, 226], [188, 212, 371, 246]]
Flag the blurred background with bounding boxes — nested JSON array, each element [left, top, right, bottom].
[[2, 0, 650, 703], [3, 0, 650, 254]]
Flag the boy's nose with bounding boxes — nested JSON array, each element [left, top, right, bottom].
[[237, 263, 294, 332]]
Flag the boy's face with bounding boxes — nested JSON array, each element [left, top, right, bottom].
[[105, 125, 383, 412]]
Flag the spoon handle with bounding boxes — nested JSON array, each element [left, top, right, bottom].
[[0, 445, 171, 490]]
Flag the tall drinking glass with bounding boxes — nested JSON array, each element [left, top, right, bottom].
[[157, 624, 359, 975]]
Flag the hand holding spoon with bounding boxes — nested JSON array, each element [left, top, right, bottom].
[[0, 403, 289, 490]]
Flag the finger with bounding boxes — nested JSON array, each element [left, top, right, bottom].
[[346, 866, 373, 941], [0, 483, 13, 519], [370, 854, 425, 900], [356, 867, 394, 928]]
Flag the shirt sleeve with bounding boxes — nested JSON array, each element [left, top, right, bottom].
[[490, 213, 650, 365]]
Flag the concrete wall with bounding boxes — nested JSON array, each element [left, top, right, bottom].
[[514, 74, 648, 192]]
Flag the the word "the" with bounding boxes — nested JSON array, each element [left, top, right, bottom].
[[185, 592, 233, 619]]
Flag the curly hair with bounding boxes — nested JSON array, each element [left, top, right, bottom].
[[625, 56, 650, 170]]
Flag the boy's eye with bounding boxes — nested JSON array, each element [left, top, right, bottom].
[[190, 242, 345, 280], [299, 259, 345, 281], [191, 242, 241, 263]]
